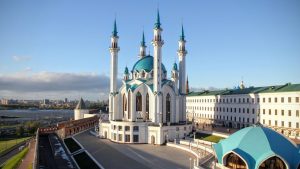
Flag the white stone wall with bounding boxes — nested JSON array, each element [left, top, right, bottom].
[[74, 109, 89, 120]]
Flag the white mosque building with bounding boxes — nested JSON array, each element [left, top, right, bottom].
[[99, 11, 192, 144]]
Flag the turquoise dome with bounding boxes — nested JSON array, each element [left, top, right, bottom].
[[213, 125, 300, 169], [132, 55, 167, 73]]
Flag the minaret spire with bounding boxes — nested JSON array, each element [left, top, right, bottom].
[[139, 31, 147, 59], [112, 19, 118, 36], [155, 9, 161, 29], [180, 24, 185, 41]]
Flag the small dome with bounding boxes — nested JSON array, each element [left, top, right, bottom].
[[213, 126, 300, 169], [132, 55, 167, 73]]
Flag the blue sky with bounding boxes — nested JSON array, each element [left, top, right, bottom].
[[0, 0, 300, 100]]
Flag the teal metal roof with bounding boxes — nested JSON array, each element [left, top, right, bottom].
[[124, 66, 129, 74], [112, 19, 118, 37], [188, 83, 300, 97], [132, 55, 167, 73], [172, 62, 178, 71], [180, 24, 185, 41], [124, 79, 173, 92], [154, 9, 161, 29], [213, 126, 300, 169]]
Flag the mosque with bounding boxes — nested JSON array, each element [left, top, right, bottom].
[[98, 11, 192, 144]]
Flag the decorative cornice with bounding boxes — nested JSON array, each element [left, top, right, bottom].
[[110, 92, 119, 96]]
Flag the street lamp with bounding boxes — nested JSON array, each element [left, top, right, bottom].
[[189, 157, 192, 169]]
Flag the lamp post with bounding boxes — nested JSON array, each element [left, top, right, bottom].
[[189, 157, 192, 169]]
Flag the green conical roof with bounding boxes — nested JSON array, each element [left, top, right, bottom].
[[141, 31, 146, 46], [154, 10, 161, 29], [180, 24, 185, 41], [124, 66, 129, 74], [112, 19, 118, 36], [172, 62, 178, 71]]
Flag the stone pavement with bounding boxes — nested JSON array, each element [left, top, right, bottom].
[[18, 139, 35, 169]]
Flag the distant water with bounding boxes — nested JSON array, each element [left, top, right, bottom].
[[0, 109, 73, 122]]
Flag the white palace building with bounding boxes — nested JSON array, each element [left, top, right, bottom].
[[99, 11, 192, 144], [186, 82, 300, 139]]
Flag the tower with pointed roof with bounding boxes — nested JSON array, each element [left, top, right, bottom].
[[152, 9, 164, 123], [74, 98, 89, 120], [109, 19, 120, 121], [138, 32, 147, 59]]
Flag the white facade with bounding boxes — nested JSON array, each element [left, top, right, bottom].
[[99, 11, 192, 144], [186, 83, 300, 139]]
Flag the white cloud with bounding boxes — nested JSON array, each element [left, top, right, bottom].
[[12, 56, 31, 62], [0, 72, 121, 101]]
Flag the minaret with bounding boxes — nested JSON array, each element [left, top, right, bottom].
[[186, 75, 189, 94], [152, 10, 164, 93], [109, 19, 120, 120], [138, 31, 147, 59], [152, 10, 164, 123], [177, 24, 187, 94], [123, 66, 129, 81], [171, 62, 179, 90]]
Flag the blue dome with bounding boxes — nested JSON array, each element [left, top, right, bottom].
[[213, 126, 300, 169], [132, 55, 167, 73]]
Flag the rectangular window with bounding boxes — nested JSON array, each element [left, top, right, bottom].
[[269, 109, 271, 115], [288, 110, 291, 116], [281, 121, 284, 127], [252, 108, 255, 114], [269, 120, 271, 125], [114, 133, 117, 140], [133, 126, 139, 131], [243, 98, 245, 103], [263, 98, 265, 103], [247, 98, 249, 103], [296, 110, 299, 117], [118, 126, 122, 131], [118, 134, 122, 141], [275, 97, 277, 103], [133, 135, 139, 142], [281, 97, 284, 103], [275, 120, 277, 126], [275, 109, 277, 115], [263, 109, 265, 114], [281, 110, 284, 116], [268, 98, 271, 103], [125, 126, 130, 131], [125, 135, 130, 142], [296, 122, 299, 128], [296, 97, 299, 103], [263, 119, 265, 124], [289, 122, 291, 128], [257, 98, 260, 103], [288, 97, 291, 103], [247, 108, 249, 114]]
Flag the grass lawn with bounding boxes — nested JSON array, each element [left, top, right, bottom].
[[1, 147, 29, 169], [64, 138, 81, 153], [0, 137, 31, 154], [73, 152, 100, 169], [195, 132, 224, 143]]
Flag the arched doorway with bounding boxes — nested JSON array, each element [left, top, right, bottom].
[[151, 135, 155, 144], [166, 94, 171, 123], [259, 156, 287, 169], [224, 152, 247, 169], [104, 131, 107, 138]]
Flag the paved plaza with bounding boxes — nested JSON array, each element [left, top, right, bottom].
[[74, 131, 196, 169]]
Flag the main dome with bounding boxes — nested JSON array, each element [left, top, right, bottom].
[[213, 125, 300, 169], [132, 55, 167, 73]]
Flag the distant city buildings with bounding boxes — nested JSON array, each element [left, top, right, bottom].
[[186, 82, 300, 139]]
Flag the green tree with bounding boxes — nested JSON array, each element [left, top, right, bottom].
[[16, 126, 24, 136]]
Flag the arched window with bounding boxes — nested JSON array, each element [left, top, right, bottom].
[[259, 156, 287, 169], [146, 93, 149, 120], [123, 94, 127, 118], [136, 92, 142, 111], [128, 91, 131, 119], [225, 152, 247, 169], [166, 94, 171, 123]]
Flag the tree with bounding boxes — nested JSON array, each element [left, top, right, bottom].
[[16, 126, 24, 136]]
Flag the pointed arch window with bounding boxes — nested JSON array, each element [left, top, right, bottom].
[[123, 94, 127, 118], [225, 152, 247, 169], [259, 156, 286, 169], [136, 92, 142, 111], [166, 94, 171, 123], [128, 91, 131, 119], [146, 93, 149, 120]]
